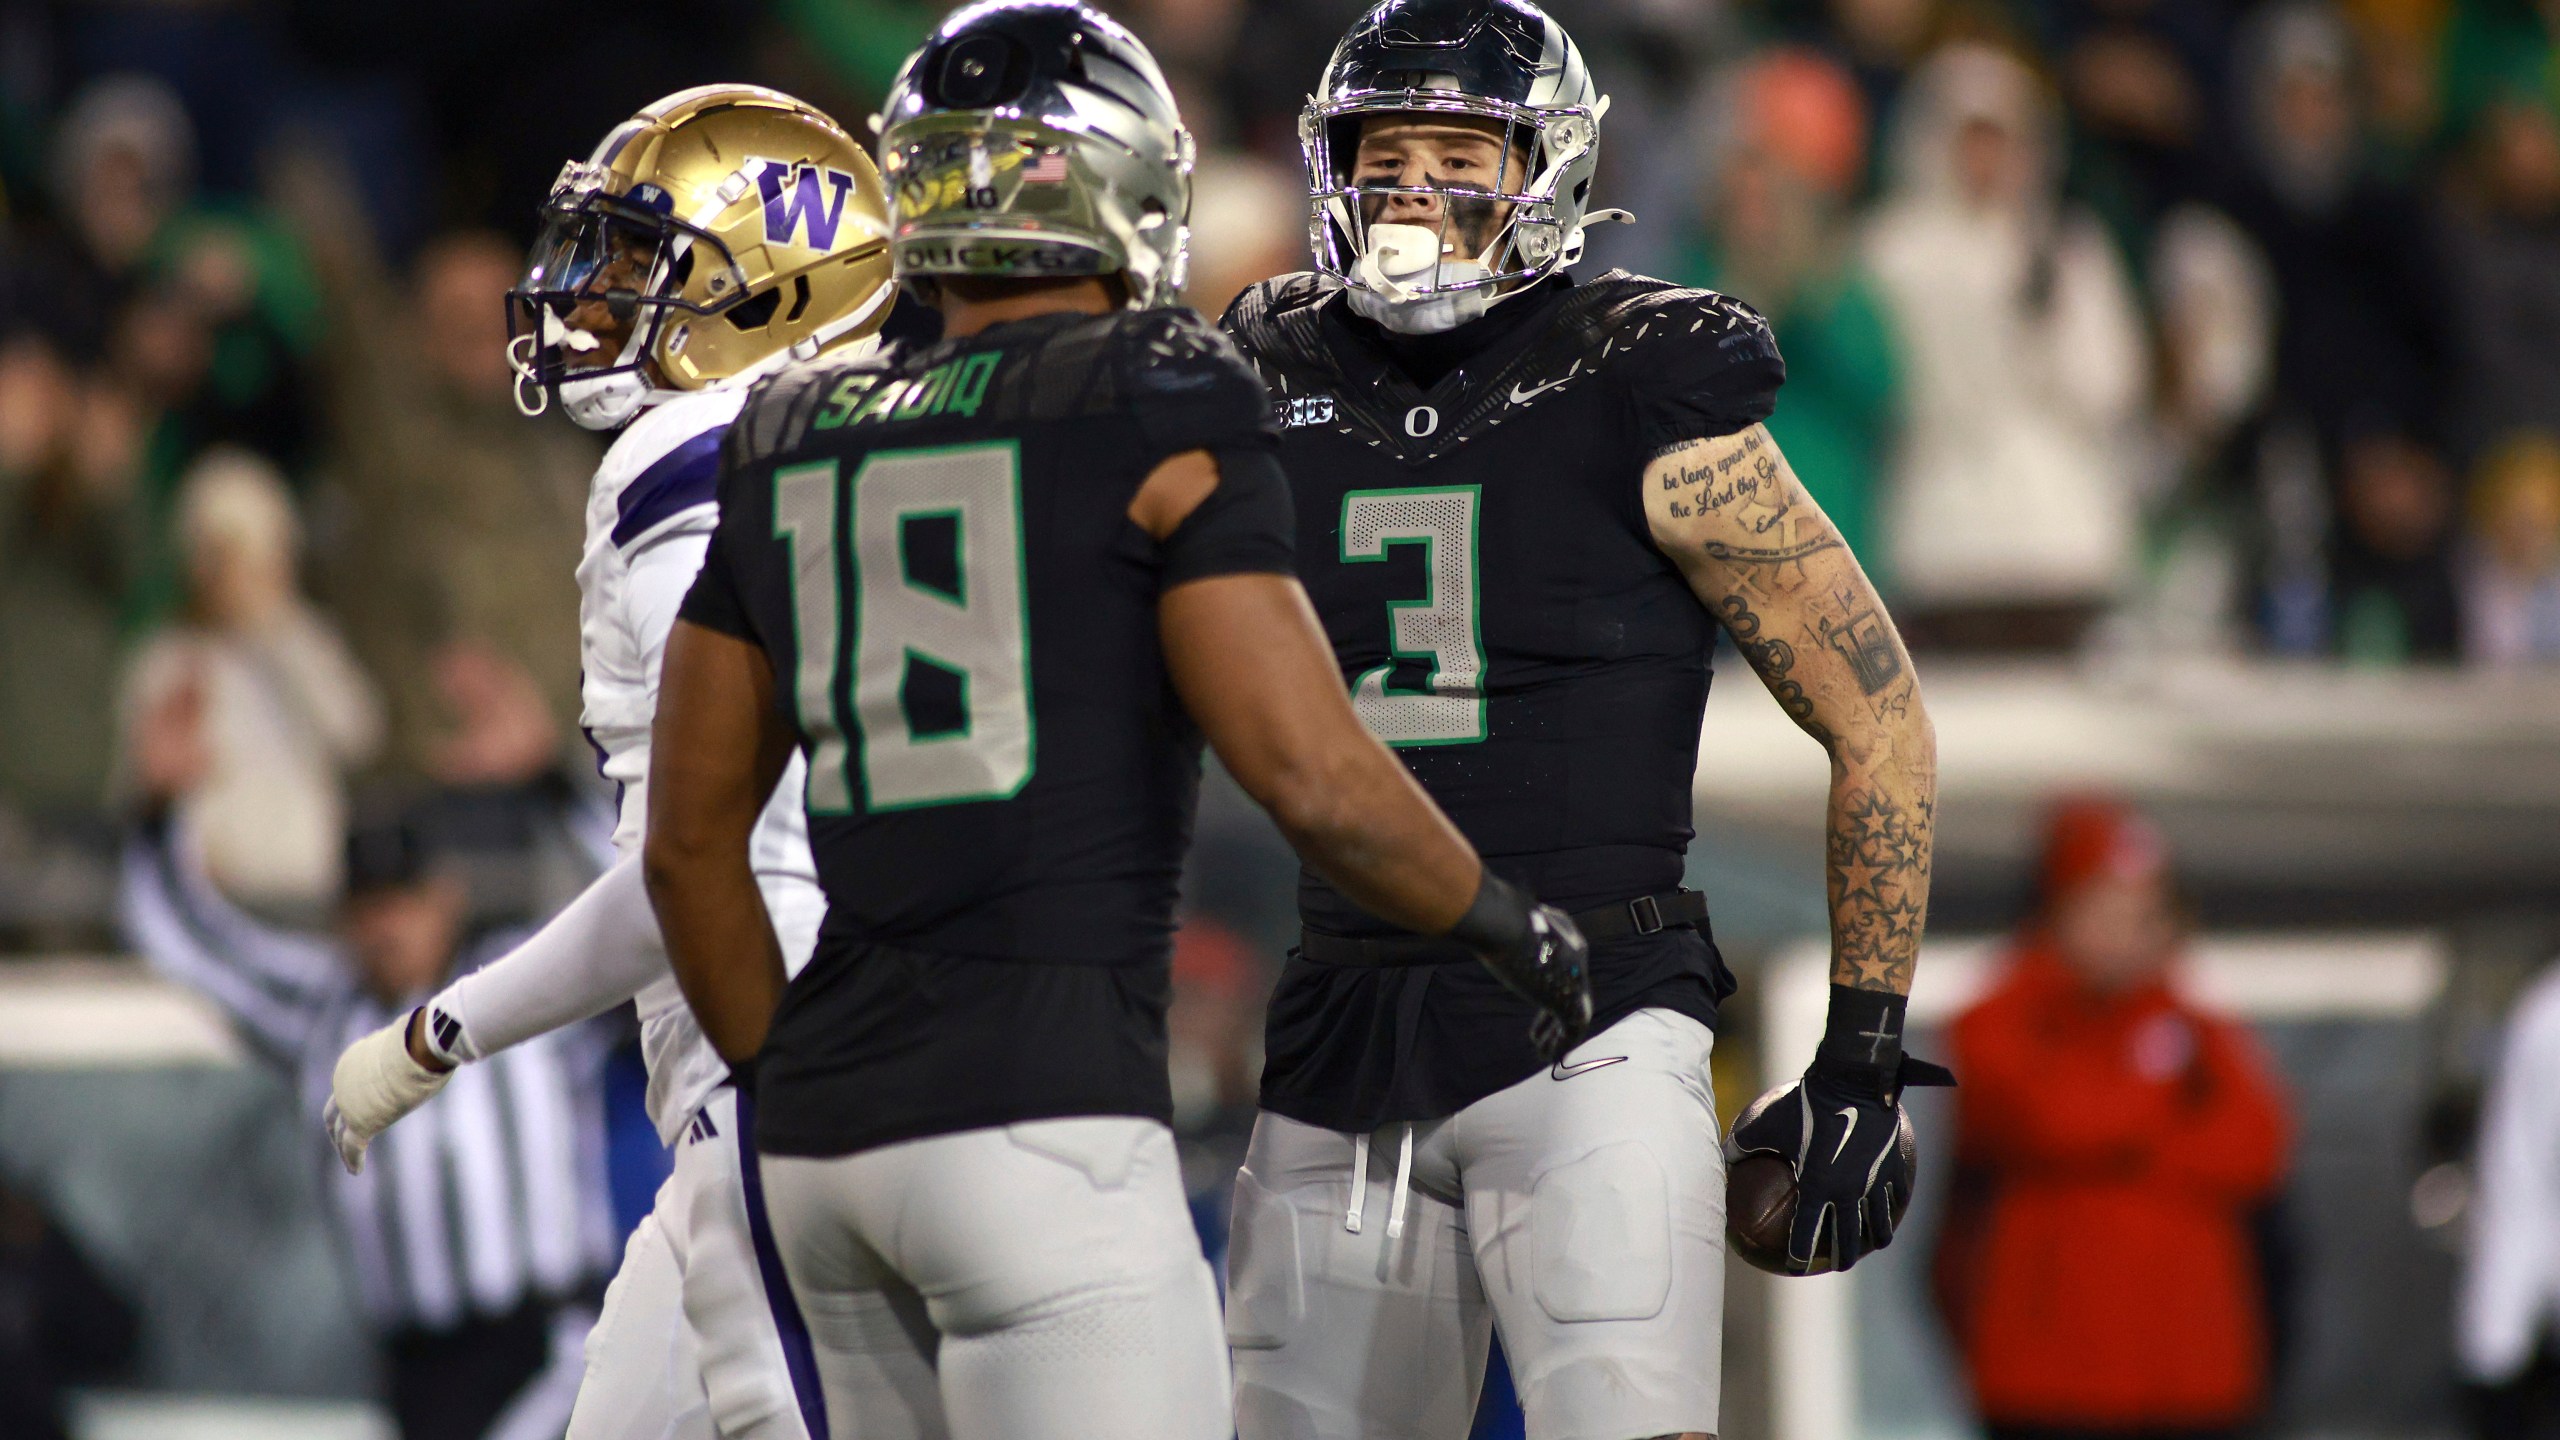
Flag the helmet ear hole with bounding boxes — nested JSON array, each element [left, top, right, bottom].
[[726, 287, 783, 331], [937, 32, 1030, 108], [783, 275, 814, 324]]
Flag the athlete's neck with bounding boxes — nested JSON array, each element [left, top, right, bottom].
[[1346, 273, 1568, 390], [935, 276, 1122, 339]]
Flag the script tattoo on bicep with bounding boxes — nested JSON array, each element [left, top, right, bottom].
[[1653, 431, 1843, 571]]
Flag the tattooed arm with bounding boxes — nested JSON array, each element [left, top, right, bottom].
[[1642, 424, 1936, 996]]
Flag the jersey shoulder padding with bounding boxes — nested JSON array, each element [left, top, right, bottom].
[[1219, 271, 1340, 377], [1567, 272, 1787, 450], [1106, 306, 1275, 457], [594, 389, 748, 552]]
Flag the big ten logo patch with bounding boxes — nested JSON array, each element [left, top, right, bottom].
[[1279, 395, 1336, 429], [813, 352, 1003, 431], [756, 159, 872, 251]]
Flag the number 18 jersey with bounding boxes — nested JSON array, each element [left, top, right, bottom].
[[679, 307, 1289, 1158]]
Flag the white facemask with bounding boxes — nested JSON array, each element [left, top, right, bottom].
[[1343, 222, 1500, 334]]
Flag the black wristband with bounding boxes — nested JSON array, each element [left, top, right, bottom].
[[1815, 984, 1910, 1086], [1446, 870, 1533, 958]]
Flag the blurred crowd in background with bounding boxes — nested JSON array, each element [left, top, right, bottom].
[[1, 0, 2558, 927], [3, 0, 2560, 1432]]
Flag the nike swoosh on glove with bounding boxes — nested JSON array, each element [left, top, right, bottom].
[[325, 1011, 452, 1175], [1727, 1052, 1954, 1273]]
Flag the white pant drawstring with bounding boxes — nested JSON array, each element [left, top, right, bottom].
[[1345, 1131, 1371, 1233], [1385, 1124, 1416, 1240]]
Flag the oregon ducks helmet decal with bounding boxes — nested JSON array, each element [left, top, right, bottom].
[[875, 0, 1194, 308], [506, 84, 896, 429]]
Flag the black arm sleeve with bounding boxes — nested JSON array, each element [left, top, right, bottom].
[[1623, 289, 1787, 454], [1160, 445, 1296, 587]]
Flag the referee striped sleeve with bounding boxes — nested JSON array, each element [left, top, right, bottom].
[[119, 826, 345, 1062]]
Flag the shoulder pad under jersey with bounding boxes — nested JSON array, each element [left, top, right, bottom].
[[1110, 306, 1276, 457], [1218, 271, 1340, 377], [597, 388, 748, 552], [724, 353, 877, 469], [720, 308, 1271, 466], [1567, 272, 1786, 449], [1218, 269, 1782, 461]]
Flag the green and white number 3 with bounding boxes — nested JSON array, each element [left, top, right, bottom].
[[1340, 485, 1485, 747], [775, 442, 1035, 812]]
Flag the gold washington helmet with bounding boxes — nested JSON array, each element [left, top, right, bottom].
[[506, 84, 895, 428]]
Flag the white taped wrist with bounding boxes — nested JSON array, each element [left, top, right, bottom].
[[331, 1015, 452, 1138]]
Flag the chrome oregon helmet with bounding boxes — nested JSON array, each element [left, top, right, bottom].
[[1305, 0, 1619, 332], [875, 0, 1193, 308], [506, 85, 895, 429]]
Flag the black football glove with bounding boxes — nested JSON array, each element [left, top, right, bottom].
[[1449, 873, 1594, 1061], [1727, 986, 1955, 1274]]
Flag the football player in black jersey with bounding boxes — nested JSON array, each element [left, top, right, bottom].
[[1219, 2, 1946, 1437], [638, 4, 1592, 1437]]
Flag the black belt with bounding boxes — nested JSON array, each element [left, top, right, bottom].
[[1297, 888, 1709, 968]]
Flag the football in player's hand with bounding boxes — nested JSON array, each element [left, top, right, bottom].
[[1724, 1081, 1923, 1276], [1725, 1151, 1804, 1275]]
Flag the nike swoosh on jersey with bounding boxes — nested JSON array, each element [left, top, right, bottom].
[[1508, 375, 1571, 405], [1830, 1106, 1859, 1163], [1549, 1055, 1629, 1080]]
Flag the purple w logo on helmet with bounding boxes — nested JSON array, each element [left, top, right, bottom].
[[757, 160, 861, 250]]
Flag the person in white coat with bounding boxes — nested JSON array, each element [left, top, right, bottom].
[[2458, 961, 2560, 1437], [116, 446, 385, 917], [1863, 43, 2150, 651]]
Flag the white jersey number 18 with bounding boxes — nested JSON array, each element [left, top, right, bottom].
[[775, 442, 1036, 812]]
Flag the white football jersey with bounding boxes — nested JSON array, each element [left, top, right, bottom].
[[578, 388, 826, 1144]]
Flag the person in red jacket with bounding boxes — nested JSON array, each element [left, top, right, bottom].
[[1939, 797, 2293, 1440]]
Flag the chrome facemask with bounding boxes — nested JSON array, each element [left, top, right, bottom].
[[1305, 90, 1618, 334]]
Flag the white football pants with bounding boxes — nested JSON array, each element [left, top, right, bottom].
[[568, 1087, 821, 1440], [1228, 1008, 1728, 1440], [758, 1115, 1232, 1440]]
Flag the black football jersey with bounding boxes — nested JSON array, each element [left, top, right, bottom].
[[1223, 269, 1785, 1132], [680, 306, 1287, 1157]]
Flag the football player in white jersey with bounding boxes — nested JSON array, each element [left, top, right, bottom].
[[321, 84, 903, 1440]]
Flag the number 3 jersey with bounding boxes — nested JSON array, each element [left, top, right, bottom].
[[1222, 269, 1786, 1132], [678, 307, 1292, 1158]]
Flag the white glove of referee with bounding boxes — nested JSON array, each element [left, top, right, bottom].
[[325, 1011, 452, 1175]]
